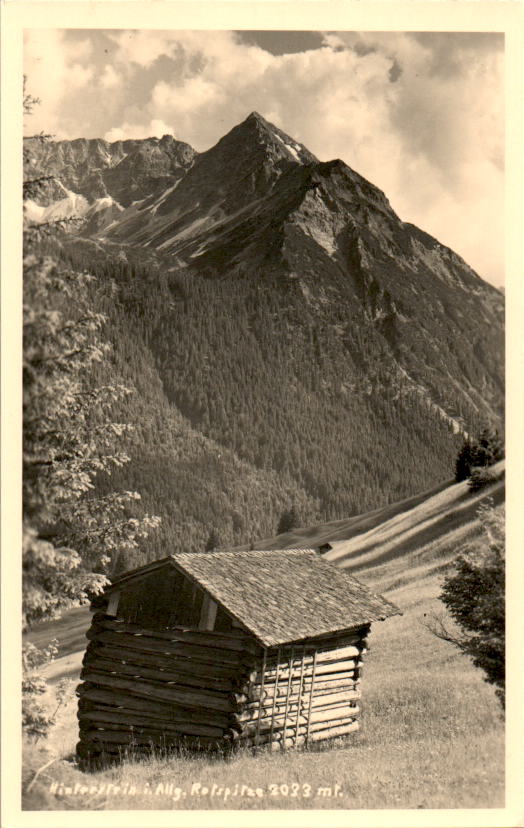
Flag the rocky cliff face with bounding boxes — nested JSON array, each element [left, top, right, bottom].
[[25, 134, 196, 207]]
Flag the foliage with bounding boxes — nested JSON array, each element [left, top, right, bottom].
[[22, 639, 76, 740], [22, 246, 161, 626], [58, 239, 479, 557], [277, 505, 300, 535], [22, 640, 58, 739], [23, 89, 160, 632], [204, 528, 220, 552], [454, 439, 474, 482], [467, 466, 500, 493], [472, 426, 505, 467], [454, 427, 504, 483], [432, 502, 505, 707]]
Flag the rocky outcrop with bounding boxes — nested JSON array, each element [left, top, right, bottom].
[[24, 134, 196, 208]]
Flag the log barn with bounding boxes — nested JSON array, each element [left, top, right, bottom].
[[77, 548, 400, 762]]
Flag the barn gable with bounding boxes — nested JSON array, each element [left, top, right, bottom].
[[104, 549, 399, 646]]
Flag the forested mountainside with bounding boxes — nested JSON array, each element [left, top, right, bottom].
[[30, 112, 504, 569]]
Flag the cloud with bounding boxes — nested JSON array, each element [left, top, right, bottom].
[[23, 29, 504, 286], [104, 118, 175, 142], [24, 30, 95, 135], [100, 64, 121, 89]]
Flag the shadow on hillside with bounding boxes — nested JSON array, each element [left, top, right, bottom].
[[251, 479, 454, 551], [348, 482, 504, 573]]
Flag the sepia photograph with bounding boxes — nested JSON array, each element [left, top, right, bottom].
[[2, 3, 522, 825]]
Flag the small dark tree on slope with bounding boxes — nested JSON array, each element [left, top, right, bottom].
[[427, 502, 505, 708], [455, 439, 475, 482], [205, 528, 220, 552], [277, 505, 300, 535], [454, 427, 504, 483]]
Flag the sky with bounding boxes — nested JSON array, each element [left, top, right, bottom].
[[24, 29, 504, 287]]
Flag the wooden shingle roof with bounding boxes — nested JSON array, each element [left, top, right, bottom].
[[109, 548, 400, 647]]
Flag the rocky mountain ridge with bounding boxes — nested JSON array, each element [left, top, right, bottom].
[[25, 133, 196, 208]]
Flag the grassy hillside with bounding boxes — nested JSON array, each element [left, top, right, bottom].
[[256, 460, 505, 586], [22, 469, 505, 810]]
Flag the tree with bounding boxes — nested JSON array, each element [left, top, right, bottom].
[[454, 439, 474, 482], [23, 85, 160, 630], [472, 426, 505, 468], [205, 528, 220, 552], [427, 502, 505, 708], [277, 505, 300, 534], [22, 82, 160, 738], [454, 427, 504, 483]]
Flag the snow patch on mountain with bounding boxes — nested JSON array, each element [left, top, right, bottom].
[[24, 188, 90, 223], [157, 214, 213, 250], [88, 196, 119, 214], [149, 181, 181, 215], [274, 132, 303, 164]]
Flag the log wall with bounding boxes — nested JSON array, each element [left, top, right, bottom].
[[76, 612, 369, 762], [76, 613, 260, 762]]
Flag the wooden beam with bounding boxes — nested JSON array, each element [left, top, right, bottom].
[[79, 670, 239, 712], [91, 615, 258, 651], [84, 642, 243, 680], [294, 644, 307, 748], [82, 657, 236, 692], [199, 595, 218, 631], [106, 591, 120, 617], [254, 648, 267, 748], [85, 629, 249, 666], [269, 646, 281, 746], [281, 646, 295, 752]]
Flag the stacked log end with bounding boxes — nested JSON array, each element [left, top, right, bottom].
[[235, 627, 368, 750], [76, 614, 369, 763]]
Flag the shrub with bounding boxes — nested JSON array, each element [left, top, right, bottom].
[[22, 640, 58, 739], [437, 503, 505, 707], [277, 505, 300, 534], [468, 466, 499, 492]]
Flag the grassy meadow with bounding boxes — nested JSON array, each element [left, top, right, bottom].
[[22, 473, 505, 811]]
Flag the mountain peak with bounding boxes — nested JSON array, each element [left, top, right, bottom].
[[228, 112, 318, 167], [246, 110, 266, 123], [240, 110, 278, 137]]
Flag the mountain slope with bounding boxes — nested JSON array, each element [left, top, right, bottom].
[[95, 112, 502, 427], [30, 112, 504, 547], [25, 134, 196, 207], [25, 463, 504, 680], [250, 460, 505, 592]]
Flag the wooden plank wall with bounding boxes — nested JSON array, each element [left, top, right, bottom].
[[77, 613, 369, 763]]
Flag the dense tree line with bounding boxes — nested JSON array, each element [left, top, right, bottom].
[[55, 236, 500, 569]]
